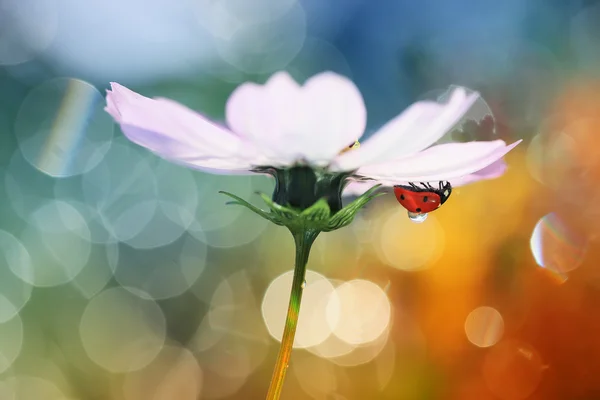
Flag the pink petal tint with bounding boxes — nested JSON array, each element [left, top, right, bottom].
[[355, 139, 522, 183], [104, 70, 521, 186], [444, 158, 508, 187], [226, 71, 367, 166], [343, 158, 510, 197], [331, 87, 480, 171], [105, 83, 256, 172]]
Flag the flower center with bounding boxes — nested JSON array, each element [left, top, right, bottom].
[[339, 140, 360, 154]]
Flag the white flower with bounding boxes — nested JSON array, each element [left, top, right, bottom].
[[106, 71, 519, 182]]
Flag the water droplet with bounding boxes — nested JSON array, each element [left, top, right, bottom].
[[407, 211, 428, 223], [301, 280, 306, 289]]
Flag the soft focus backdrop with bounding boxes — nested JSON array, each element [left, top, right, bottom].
[[0, 0, 599, 399]]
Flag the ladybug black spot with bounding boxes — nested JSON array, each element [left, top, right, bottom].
[[416, 208, 422, 212], [423, 196, 428, 202], [400, 194, 405, 200]]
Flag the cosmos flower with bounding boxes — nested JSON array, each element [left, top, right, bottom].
[[104, 71, 521, 400], [105, 71, 520, 226]]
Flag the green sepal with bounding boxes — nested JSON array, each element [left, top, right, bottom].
[[218, 191, 284, 226], [259, 193, 299, 221], [324, 184, 383, 231], [257, 194, 332, 233], [300, 198, 331, 222], [220, 183, 383, 235]]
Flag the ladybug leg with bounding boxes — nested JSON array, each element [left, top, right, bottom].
[[409, 182, 419, 189]]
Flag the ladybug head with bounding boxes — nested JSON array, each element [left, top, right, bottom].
[[437, 181, 452, 204]]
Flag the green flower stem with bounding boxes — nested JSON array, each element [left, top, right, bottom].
[[266, 229, 319, 400], [219, 183, 384, 399]]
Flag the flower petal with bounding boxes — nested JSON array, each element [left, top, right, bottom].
[[446, 159, 507, 186], [332, 87, 480, 171], [300, 72, 367, 158], [225, 71, 366, 166], [342, 181, 379, 197], [343, 159, 508, 197], [117, 124, 255, 174], [106, 83, 256, 169], [355, 139, 521, 182], [225, 72, 302, 164]]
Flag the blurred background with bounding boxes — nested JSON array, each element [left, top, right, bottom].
[[0, 0, 599, 398]]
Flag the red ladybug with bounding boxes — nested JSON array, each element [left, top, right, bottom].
[[393, 181, 452, 214]]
